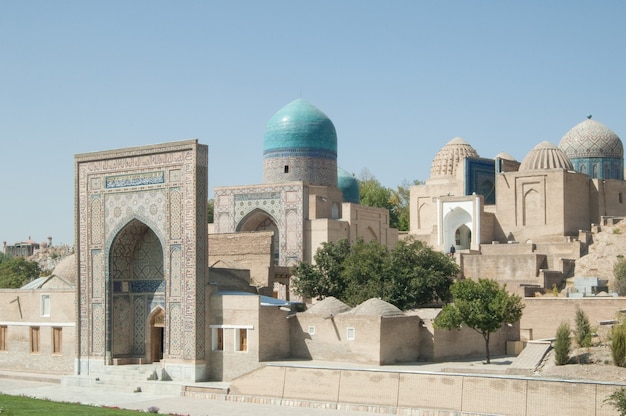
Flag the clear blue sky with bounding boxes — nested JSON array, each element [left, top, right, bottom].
[[1, 1, 625, 246]]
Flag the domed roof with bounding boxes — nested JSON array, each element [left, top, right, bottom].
[[350, 298, 403, 316], [338, 168, 360, 203], [305, 296, 352, 315], [495, 152, 516, 161], [263, 98, 337, 158], [519, 141, 573, 171], [430, 137, 479, 177], [558, 117, 623, 159]]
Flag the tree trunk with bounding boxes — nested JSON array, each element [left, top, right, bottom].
[[484, 332, 491, 364]]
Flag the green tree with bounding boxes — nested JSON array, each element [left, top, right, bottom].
[[574, 306, 592, 349], [207, 199, 214, 223], [614, 257, 626, 296], [0, 257, 42, 288], [292, 239, 351, 301], [292, 238, 458, 310], [389, 179, 422, 232], [356, 169, 422, 232], [554, 321, 571, 366], [434, 278, 525, 364]]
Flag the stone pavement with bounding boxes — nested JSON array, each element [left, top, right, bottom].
[[0, 376, 374, 416], [0, 356, 520, 415]]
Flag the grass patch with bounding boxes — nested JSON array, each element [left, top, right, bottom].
[[0, 394, 146, 415]]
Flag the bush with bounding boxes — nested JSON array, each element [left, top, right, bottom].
[[611, 322, 626, 367], [605, 388, 626, 416], [554, 321, 571, 366], [614, 258, 626, 296], [574, 306, 592, 349]]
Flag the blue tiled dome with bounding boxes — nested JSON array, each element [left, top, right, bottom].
[[558, 117, 623, 179], [559, 118, 623, 159], [338, 168, 360, 203], [263, 99, 337, 159], [263, 99, 338, 186]]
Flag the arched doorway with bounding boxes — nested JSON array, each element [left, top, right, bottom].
[[237, 209, 279, 264], [149, 308, 165, 362], [443, 207, 473, 251], [108, 219, 164, 364]]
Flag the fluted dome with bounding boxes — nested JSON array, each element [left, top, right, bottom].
[[338, 168, 360, 203], [559, 118, 623, 159], [520, 141, 573, 171], [263, 99, 338, 186], [430, 137, 479, 178], [558, 117, 624, 180]]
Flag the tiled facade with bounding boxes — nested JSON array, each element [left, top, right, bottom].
[[74, 140, 208, 382]]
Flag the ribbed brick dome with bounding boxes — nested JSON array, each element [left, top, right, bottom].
[[430, 137, 479, 177], [520, 141, 573, 171]]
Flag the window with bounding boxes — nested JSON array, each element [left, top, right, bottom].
[[346, 327, 355, 341], [212, 328, 224, 351], [308, 326, 316, 335], [41, 294, 50, 317], [30, 327, 40, 353], [284, 165, 289, 174], [236, 329, 247, 352], [52, 327, 62, 354], [620, 193, 623, 204], [0, 326, 6, 351]]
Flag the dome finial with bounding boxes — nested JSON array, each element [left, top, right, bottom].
[[587, 114, 592, 119]]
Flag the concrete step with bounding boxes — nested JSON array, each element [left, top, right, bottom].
[[506, 340, 552, 375]]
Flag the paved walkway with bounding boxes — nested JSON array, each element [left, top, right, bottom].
[[0, 376, 374, 416], [0, 357, 517, 415]]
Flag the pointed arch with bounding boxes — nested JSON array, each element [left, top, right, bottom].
[[237, 208, 280, 264], [108, 218, 165, 363], [443, 207, 472, 251], [523, 188, 542, 226]]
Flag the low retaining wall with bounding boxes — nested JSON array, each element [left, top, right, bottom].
[[224, 365, 625, 416]]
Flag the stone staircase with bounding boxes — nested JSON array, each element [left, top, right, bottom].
[[62, 364, 184, 395], [506, 340, 552, 375]]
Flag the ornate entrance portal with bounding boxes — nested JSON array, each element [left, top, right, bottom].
[[75, 140, 208, 382]]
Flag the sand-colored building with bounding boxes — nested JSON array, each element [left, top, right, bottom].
[[409, 116, 626, 294]]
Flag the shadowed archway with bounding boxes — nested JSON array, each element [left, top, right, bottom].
[[108, 219, 164, 364]]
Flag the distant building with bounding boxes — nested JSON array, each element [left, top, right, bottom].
[[2, 236, 52, 257]]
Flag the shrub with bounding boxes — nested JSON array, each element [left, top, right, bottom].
[[554, 321, 571, 366], [611, 322, 626, 367], [574, 306, 592, 349], [614, 258, 626, 296], [605, 388, 626, 416]]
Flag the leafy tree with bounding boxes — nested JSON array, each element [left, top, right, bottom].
[[356, 169, 422, 232], [341, 239, 388, 305], [574, 306, 592, 349], [292, 239, 351, 301], [434, 278, 525, 364], [207, 199, 214, 223], [389, 179, 422, 232], [0, 252, 10, 265], [554, 321, 571, 365], [0, 257, 42, 288], [292, 237, 458, 310], [614, 257, 626, 296]]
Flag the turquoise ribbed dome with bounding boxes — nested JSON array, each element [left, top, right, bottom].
[[338, 168, 360, 203], [263, 99, 337, 159]]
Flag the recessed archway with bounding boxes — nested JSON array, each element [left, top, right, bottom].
[[237, 208, 279, 264], [108, 219, 164, 364]]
